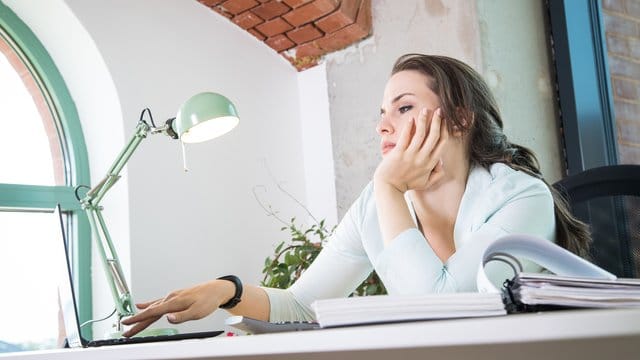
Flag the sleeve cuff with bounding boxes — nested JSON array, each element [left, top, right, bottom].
[[260, 287, 316, 322]]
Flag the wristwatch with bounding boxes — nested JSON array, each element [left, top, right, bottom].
[[217, 275, 243, 309]]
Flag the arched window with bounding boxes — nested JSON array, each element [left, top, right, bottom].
[[0, 2, 92, 350]]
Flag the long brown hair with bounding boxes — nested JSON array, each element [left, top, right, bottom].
[[391, 53, 591, 257]]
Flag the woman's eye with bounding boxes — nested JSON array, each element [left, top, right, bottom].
[[399, 105, 413, 114]]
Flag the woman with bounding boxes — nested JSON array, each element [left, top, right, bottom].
[[122, 54, 590, 336]]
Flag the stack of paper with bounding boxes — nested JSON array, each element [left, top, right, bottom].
[[509, 273, 640, 308], [311, 292, 506, 328]]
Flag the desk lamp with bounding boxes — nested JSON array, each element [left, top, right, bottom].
[[78, 92, 239, 336]]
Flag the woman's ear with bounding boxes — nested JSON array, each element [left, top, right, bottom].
[[452, 109, 474, 137]]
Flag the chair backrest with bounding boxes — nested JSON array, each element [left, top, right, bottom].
[[553, 165, 640, 278]]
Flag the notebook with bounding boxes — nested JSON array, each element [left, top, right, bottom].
[[53, 204, 223, 347]]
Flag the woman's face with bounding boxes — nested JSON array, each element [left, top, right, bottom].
[[377, 70, 441, 156]]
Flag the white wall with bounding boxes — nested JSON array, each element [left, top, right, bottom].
[[298, 63, 338, 227], [326, 0, 481, 215], [7, 0, 312, 337], [477, 0, 562, 182]]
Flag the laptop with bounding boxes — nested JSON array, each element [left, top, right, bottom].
[[53, 204, 223, 347]]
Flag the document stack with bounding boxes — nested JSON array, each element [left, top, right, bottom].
[[505, 272, 640, 311], [311, 292, 506, 328]]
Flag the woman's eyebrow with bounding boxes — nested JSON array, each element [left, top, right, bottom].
[[380, 92, 415, 114], [392, 92, 414, 103]]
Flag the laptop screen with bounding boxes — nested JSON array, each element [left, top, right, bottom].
[[53, 204, 224, 347], [53, 205, 84, 348]]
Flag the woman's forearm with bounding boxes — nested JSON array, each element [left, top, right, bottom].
[[227, 284, 271, 321], [374, 182, 416, 245]]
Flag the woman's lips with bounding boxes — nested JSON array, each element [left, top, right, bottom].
[[381, 142, 395, 154]]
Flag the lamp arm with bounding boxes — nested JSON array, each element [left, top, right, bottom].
[[86, 121, 152, 206], [79, 120, 159, 330]]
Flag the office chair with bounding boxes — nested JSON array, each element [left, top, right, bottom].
[[553, 165, 640, 278]]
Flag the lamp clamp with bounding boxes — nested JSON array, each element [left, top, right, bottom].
[[164, 117, 179, 139]]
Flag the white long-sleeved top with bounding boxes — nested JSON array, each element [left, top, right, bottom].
[[263, 163, 556, 321]]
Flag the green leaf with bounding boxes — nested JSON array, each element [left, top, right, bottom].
[[284, 253, 295, 266], [366, 284, 378, 296]]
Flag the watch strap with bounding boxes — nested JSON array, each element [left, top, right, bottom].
[[217, 275, 243, 309]]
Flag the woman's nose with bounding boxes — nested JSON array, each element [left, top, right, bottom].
[[376, 115, 393, 135]]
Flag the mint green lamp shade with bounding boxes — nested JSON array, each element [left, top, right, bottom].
[[172, 92, 239, 143]]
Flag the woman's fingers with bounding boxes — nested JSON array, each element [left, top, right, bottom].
[[431, 112, 449, 160], [122, 315, 161, 337], [407, 108, 428, 152], [395, 117, 414, 151], [135, 299, 161, 310], [419, 108, 442, 155], [121, 297, 190, 337], [123, 297, 184, 325], [166, 306, 206, 324]]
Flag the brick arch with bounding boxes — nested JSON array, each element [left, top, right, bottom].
[[198, 0, 372, 71]]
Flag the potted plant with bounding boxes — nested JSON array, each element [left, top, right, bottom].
[[260, 217, 386, 296]]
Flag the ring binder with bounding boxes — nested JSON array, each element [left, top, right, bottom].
[[483, 251, 523, 277], [482, 235, 640, 312], [477, 234, 616, 294]]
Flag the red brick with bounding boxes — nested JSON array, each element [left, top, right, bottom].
[[232, 10, 264, 29], [616, 116, 640, 145], [617, 142, 640, 164], [315, 0, 361, 34], [606, 34, 629, 56], [613, 77, 639, 100], [355, 0, 372, 35], [283, 0, 339, 27], [248, 28, 266, 40], [283, 51, 321, 71], [252, 0, 291, 20], [282, 0, 313, 8], [255, 17, 294, 37], [286, 24, 323, 44], [604, 13, 640, 37], [199, 0, 225, 7], [628, 0, 640, 18], [609, 55, 640, 79], [602, 0, 626, 13], [221, 0, 259, 15], [315, 0, 371, 52], [629, 37, 640, 59], [293, 41, 324, 57], [265, 34, 295, 52], [614, 100, 640, 123], [215, 7, 235, 19]]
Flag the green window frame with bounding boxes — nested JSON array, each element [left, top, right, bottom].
[[0, 1, 92, 339]]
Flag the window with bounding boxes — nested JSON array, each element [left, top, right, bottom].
[[0, 2, 91, 351], [547, 0, 639, 277], [547, 0, 619, 174]]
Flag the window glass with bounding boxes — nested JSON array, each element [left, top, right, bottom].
[[0, 211, 64, 351], [0, 33, 64, 186]]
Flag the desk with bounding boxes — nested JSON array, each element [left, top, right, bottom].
[[2, 308, 640, 360]]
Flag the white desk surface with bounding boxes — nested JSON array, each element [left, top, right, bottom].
[[2, 308, 639, 360]]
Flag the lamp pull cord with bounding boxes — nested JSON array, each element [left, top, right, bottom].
[[181, 140, 189, 172]]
